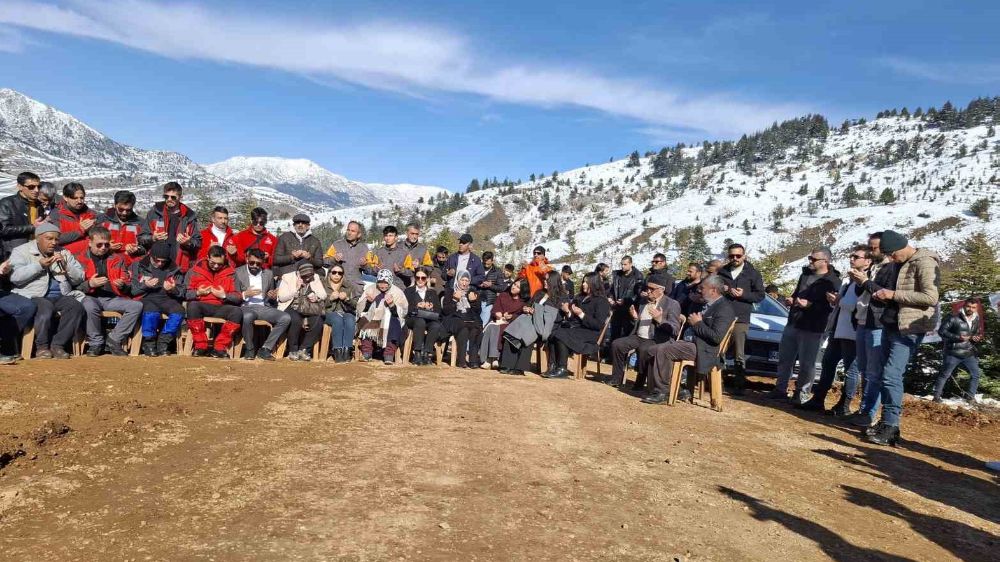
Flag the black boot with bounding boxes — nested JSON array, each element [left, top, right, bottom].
[[866, 423, 900, 447], [156, 333, 176, 356], [732, 364, 747, 396], [141, 337, 158, 357], [411, 349, 424, 365]]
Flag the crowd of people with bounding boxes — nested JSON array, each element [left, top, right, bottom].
[[0, 172, 968, 448]]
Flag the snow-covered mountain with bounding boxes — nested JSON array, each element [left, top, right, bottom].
[[425, 104, 1000, 281], [0, 88, 445, 215], [205, 156, 446, 208]]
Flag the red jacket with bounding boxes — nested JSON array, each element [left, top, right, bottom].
[[99, 207, 146, 265], [197, 225, 236, 264], [139, 202, 200, 273], [231, 228, 278, 268], [49, 202, 97, 255], [75, 249, 132, 298], [183, 259, 240, 306]]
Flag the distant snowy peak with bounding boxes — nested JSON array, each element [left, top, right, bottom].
[[205, 156, 447, 208]]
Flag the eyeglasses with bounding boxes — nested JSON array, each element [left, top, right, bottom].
[[163, 194, 179, 201], [728, 254, 744, 259]]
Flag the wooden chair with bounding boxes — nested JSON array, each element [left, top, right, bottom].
[[178, 316, 238, 358], [624, 317, 686, 385], [668, 320, 736, 411], [530, 341, 548, 374], [232, 319, 288, 359], [569, 315, 613, 380], [19, 312, 87, 359], [78, 311, 144, 356]]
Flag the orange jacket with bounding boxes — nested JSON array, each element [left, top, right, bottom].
[[518, 257, 552, 296]]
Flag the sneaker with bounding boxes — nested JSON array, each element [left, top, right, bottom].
[[491, 360, 499, 369], [360, 353, 372, 362], [35, 347, 53, 359], [257, 348, 275, 361], [299, 351, 312, 362], [765, 390, 788, 400], [107, 339, 128, 357], [242, 348, 257, 360], [209, 348, 229, 359], [52, 347, 71, 360], [85, 345, 104, 357], [480, 362, 492, 370], [287, 350, 303, 361], [192, 348, 210, 358], [0, 354, 19, 365]]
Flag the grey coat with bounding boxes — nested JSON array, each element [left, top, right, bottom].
[[8, 240, 84, 298], [234, 265, 277, 307], [503, 299, 559, 347]]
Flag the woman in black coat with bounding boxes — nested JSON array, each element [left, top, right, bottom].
[[403, 267, 442, 365], [441, 270, 483, 368], [498, 270, 566, 375], [543, 272, 611, 379]]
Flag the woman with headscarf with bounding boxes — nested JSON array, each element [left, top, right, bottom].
[[442, 270, 483, 368], [324, 263, 357, 363], [542, 272, 611, 379], [277, 262, 328, 361], [357, 268, 408, 364], [479, 278, 529, 369]]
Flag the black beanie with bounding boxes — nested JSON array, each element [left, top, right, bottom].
[[880, 230, 908, 254], [151, 242, 172, 260]]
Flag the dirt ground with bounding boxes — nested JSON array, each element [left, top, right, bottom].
[[1, 357, 997, 561]]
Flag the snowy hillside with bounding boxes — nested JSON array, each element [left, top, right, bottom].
[[432, 107, 1000, 280]]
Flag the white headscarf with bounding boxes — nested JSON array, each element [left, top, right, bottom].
[[453, 270, 472, 313]]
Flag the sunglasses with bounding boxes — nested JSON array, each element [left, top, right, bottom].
[[331, 271, 344, 275], [807, 256, 827, 263], [23, 184, 40, 191], [415, 275, 428, 280], [163, 194, 179, 201], [533, 252, 543, 255], [652, 260, 665, 264], [252, 219, 267, 226], [93, 242, 110, 248], [247, 261, 263, 267], [293, 220, 309, 225], [728, 254, 744, 259]]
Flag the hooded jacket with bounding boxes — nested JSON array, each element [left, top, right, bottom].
[[98, 206, 146, 263], [787, 265, 842, 333], [139, 202, 200, 273], [129, 254, 185, 299], [184, 259, 241, 306], [48, 201, 97, 255]]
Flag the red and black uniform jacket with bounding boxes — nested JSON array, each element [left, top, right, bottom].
[[75, 249, 132, 299], [231, 228, 278, 268], [197, 225, 236, 265], [99, 207, 146, 264], [138, 202, 201, 273], [49, 201, 97, 255], [129, 255, 185, 300], [183, 259, 241, 306]]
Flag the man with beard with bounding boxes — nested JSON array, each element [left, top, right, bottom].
[[139, 182, 200, 274], [0, 172, 46, 262], [75, 226, 143, 356], [98, 191, 146, 264], [235, 248, 288, 361], [184, 245, 243, 359], [232, 207, 278, 269], [47, 182, 97, 255], [273, 213, 323, 276], [400, 222, 433, 287], [197, 206, 237, 265], [717, 244, 766, 395], [324, 220, 370, 291], [608, 255, 644, 344]]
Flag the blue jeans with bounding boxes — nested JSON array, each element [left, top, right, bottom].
[[480, 303, 493, 326], [813, 337, 858, 403], [857, 327, 884, 415], [877, 327, 922, 427], [933, 354, 981, 400], [325, 311, 356, 349], [775, 325, 824, 397], [0, 292, 37, 332]]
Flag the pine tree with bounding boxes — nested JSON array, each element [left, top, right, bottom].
[[194, 189, 221, 227], [942, 231, 1000, 298], [235, 195, 260, 230], [626, 150, 641, 167], [842, 184, 860, 206], [466, 178, 481, 193], [877, 188, 897, 205], [742, 219, 752, 236], [970, 198, 991, 220], [815, 186, 826, 201], [685, 225, 711, 263]]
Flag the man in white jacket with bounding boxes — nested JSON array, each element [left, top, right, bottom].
[[8, 222, 85, 358]]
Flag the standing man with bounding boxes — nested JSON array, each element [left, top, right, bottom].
[[670, 262, 704, 313], [560, 265, 575, 295], [400, 222, 433, 287], [769, 247, 842, 404], [857, 231, 939, 446], [139, 182, 200, 274], [235, 248, 288, 361], [478, 250, 509, 325], [848, 232, 894, 427], [231, 208, 278, 268], [272, 213, 323, 276], [47, 182, 97, 255], [445, 233, 485, 286], [197, 206, 237, 265], [8, 223, 85, 359], [98, 190, 146, 264], [324, 220, 370, 291], [75, 226, 142, 356], [717, 243, 765, 395], [0, 172, 45, 262], [933, 299, 983, 403], [372, 225, 409, 289], [608, 255, 644, 344], [428, 245, 450, 290]]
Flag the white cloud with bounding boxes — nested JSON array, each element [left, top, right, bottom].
[[878, 56, 1000, 85], [0, 0, 809, 138]]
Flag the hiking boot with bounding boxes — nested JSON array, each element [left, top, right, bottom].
[[141, 338, 158, 357], [35, 347, 53, 359], [866, 423, 900, 447], [209, 348, 229, 359], [257, 348, 275, 361], [107, 339, 128, 357], [242, 347, 257, 360], [192, 348, 210, 358], [85, 345, 104, 357], [52, 347, 71, 360], [156, 333, 175, 356]]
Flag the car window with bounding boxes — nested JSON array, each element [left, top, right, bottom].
[[754, 296, 788, 318]]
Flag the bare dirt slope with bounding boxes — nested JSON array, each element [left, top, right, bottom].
[[1, 357, 997, 561]]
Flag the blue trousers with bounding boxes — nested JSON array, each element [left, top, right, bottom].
[[933, 354, 981, 400], [876, 327, 923, 427], [857, 327, 884, 416], [324, 311, 356, 349]]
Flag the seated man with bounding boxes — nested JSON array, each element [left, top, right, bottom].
[[75, 226, 143, 356], [184, 246, 243, 358], [131, 242, 186, 356], [0, 259, 36, 362], [607, 274, 681, 388], [641, 275, 735, 404], [8, 223, 86, 359], [234, 249, 289, 361]]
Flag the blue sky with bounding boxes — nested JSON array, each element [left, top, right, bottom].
[[2, 0, 1000, 191]]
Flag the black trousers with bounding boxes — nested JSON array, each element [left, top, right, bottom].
[[451, 321, 482, 366], [32, 295, 85, 348], [499, 336, 533, 371], [405, 317, 442, 352], [547, 338, 571, 370], [187, 301, 242, 323], [610, 334, 656, 386], [286, 310, 323, 352], [141, 291, 185, 315]]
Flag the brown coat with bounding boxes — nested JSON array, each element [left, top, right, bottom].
[[892, 248, 940, 335]]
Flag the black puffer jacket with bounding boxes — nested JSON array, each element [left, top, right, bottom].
[[938, 312, 979, 359], [0, 193, 41, 261], [787, 266, 842, 333]]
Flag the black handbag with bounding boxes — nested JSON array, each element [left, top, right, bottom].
[[415, 309, 441, 321]]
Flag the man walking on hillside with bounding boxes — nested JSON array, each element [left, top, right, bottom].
[[717, 244, 765, 395], [769, 247, 841, 404], [932, 299, 983, 403]]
